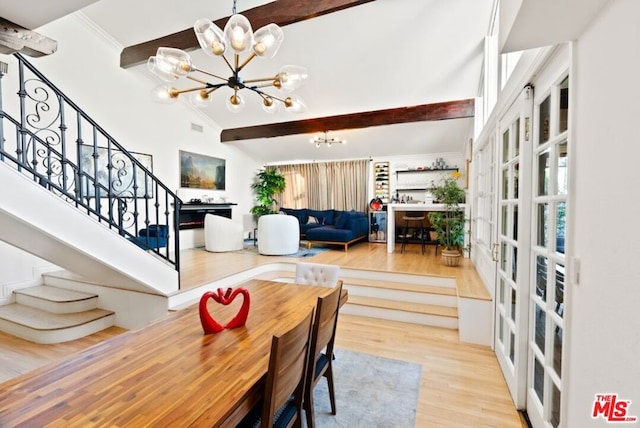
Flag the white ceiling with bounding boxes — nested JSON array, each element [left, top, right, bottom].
[[17, 0, 606, 164], [79, 0, 493, 163]]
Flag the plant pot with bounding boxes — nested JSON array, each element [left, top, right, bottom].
[[441, 249, 461, 267], [429, 231, 438, 241]]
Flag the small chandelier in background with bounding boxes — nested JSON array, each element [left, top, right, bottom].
[[310, 131, 347, 148], [147, 0, 308, 113]]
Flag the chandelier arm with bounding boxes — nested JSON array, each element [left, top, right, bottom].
[[245, 86, 288, 104], [220, 55, 235, 74], [191, 69, 228, 83], [177, 79, 226, 94], [243, 77, 277, 84], [186, 75, 212, 85], [174, 85, 209, 95], [237, 53, 257, 73]]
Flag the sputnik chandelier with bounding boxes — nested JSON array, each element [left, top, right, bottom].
[[310, 131, 347, 148], [147, 0, 308, 113]]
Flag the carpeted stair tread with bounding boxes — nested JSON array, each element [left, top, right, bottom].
[[347, 295, 458, 318], [344, 277, 457, 295], [15, 285, 98, 303], [0, 304, 113, 330]]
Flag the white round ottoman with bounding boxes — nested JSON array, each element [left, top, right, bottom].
[[258, 214, 300, 255]]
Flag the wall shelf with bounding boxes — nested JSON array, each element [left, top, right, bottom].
[[394, 168, 459, 194], [395, 167, 458, 176]]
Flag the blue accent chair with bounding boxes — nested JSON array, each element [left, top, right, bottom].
[[129, 225, 169, 251]]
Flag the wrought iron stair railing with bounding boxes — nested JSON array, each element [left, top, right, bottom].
[[0, 53, 181, 278]]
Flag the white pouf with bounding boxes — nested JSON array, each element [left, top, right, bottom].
[[258, 214, 300, 255]]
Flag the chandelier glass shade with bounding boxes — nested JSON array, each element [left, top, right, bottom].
[[310, 131, 347, 148], [147, 10, 308, 113]]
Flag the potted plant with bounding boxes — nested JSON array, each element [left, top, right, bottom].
[[250, 168, 286, 217], [428, 172, 466, 266]]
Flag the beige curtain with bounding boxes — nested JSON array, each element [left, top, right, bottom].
[[275, 159, 369, 211], [273, 164, 314, 209]]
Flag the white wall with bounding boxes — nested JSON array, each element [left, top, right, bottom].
[[0, 12, 261, 287], [0, 242, 57, 303], [566, 0, 640, 425]]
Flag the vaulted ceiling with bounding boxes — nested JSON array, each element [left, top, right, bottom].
[[4, 0, 606, 164]]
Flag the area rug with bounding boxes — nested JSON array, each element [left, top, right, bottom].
[[237, 240, 330, 258], [311, 349, 421, 428]]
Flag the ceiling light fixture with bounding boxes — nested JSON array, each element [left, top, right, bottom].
[[147, 0, 308, 113], [310, 131, 347, 148]]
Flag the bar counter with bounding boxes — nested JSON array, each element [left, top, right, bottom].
[[385, 203, 466, 253]]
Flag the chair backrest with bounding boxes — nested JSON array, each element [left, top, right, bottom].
[[261, 309, 314, 427], [295, 262, 340, 287], [308, 281, 343, 379]]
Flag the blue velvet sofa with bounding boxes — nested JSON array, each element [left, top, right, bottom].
[[128, 225, 169, 251], [279, 208, 368, 251]]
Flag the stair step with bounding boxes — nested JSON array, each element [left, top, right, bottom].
[[14, 285, 99, 314], [0, 304, 115, 344], [346, 295, 458, 318], [344, 277, 457, 296], [15, 285, 97, 302], [0, 304, 113, 330]]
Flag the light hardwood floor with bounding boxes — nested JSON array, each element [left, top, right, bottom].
[[0, 241, 523, 427]]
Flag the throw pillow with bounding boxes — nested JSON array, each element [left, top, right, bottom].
[[307, 209, 334, 225], [307, 216, 318, 224], [335, 211, 352, 229], [280, 208, 308, 224]]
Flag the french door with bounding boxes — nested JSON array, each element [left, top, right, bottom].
[[526, 70, 569, 428], [494, 86, 533, 408], [492, 47, 571, 427]]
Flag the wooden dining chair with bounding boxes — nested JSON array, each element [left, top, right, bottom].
[[238, 309, 314, 428], [303, 281, 343, 428]]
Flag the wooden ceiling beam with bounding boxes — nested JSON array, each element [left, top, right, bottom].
[[220, 99, 475, 142], [120, 0, 375, 69], [0, 18, 57, 57]]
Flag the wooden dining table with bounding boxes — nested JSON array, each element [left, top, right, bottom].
[[0, 279, 343, 427]]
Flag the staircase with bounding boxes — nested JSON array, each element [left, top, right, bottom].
[[0, 285, 115, 344], [258, 269, 459, 329], [0, 53, 181, 295]]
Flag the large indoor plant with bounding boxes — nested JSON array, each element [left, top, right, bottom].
[[428, 172, 466, 266], [250, 168, 286, 217]]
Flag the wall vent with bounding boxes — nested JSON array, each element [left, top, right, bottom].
[[190, 123, 204, 133]]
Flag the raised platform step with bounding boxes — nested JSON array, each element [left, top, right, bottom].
[[344, 277, 457, 296], [343, 295, 458, 329], [257, 271, 457, 308], [347, 295, 458, 317], [254, 269, 458, 328], [0, 304, 115, 344], [15, 285, 99, 314]]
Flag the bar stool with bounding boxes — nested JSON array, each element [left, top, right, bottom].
[[400, 215, 425, 254]]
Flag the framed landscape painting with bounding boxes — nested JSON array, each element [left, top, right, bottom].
[[179, 150, 226, 190], [79, 144, 153, 198]]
